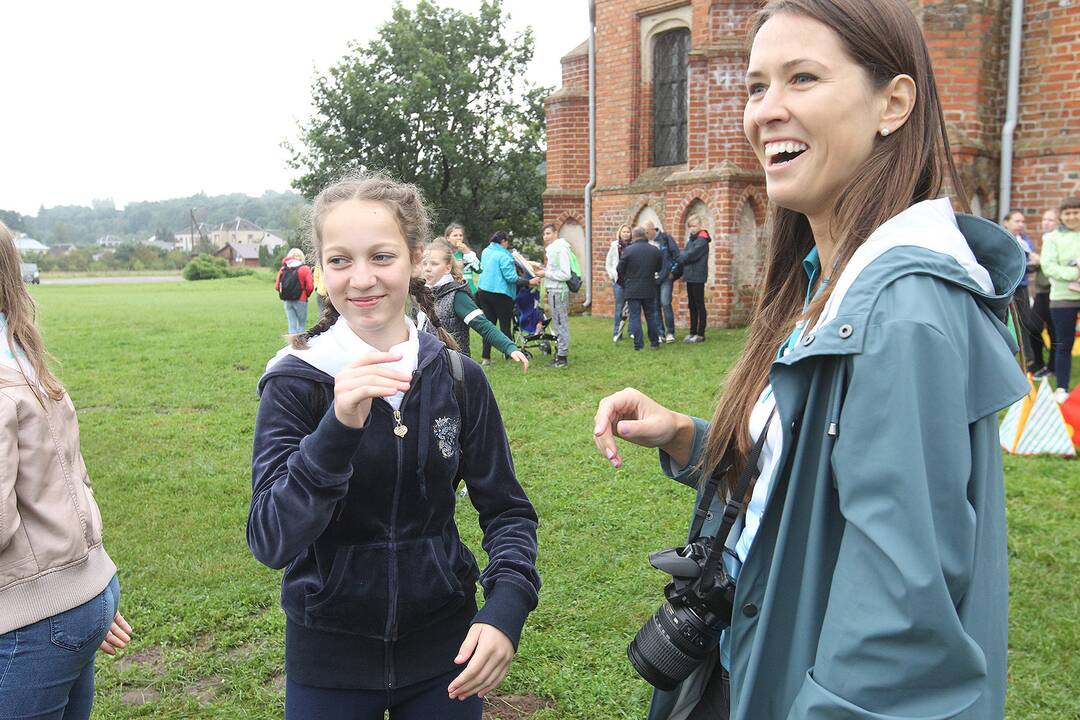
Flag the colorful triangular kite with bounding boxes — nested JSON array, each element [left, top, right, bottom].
[[999, 378, 1076, 457]]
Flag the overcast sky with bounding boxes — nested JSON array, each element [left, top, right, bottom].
[[0, 0, 590, 216]]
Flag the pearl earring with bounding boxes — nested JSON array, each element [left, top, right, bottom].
[[880, 127, 891, 137]]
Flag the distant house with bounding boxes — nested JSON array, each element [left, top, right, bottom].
[[211, 218, 264, 249], [142, 236, 176, 253], [14, 236, 48, 253], [96, 235, 125, 248], [214, 242, 260, 268], [49, 244, 76, 255], [174, 223, 214, 252], [261, 232, 287, 252]]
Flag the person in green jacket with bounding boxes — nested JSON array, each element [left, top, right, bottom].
[[1039, 196, 1080, 403], [593, 1, 1028, 718], [419, 240, 529, 372]]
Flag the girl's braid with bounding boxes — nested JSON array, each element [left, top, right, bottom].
[[410, 276, 459, 352], [289, 298, 340, 349]]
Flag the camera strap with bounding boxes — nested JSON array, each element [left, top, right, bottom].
[[692, 405, 777, 589]]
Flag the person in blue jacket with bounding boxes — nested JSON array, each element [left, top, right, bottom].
[[476, 231, 537, 366], [249, 172, 540, 720], [593, 1, 1027, 718]]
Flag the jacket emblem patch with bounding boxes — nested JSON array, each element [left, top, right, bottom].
[[433, 417, 460, 459]]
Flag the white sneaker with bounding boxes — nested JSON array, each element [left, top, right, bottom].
[[665, 333, 675, 343], [1053, 387, 1069, 404], [613, 333, 621, 343]]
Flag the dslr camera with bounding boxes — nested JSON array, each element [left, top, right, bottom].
[[627, 533, 737, 691]]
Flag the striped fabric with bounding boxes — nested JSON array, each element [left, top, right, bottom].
[[1000, 378, 1076, 457]]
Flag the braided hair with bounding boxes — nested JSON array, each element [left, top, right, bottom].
[[409, 275, 459, 351]]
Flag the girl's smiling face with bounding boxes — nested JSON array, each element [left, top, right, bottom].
[[743, 13, 886, 222], [320, 199, 417, 347]]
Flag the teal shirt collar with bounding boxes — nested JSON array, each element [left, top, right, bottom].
[[802, 246, 822, 309]]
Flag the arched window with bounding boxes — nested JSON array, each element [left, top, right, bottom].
[[653, 28, 690, 167]]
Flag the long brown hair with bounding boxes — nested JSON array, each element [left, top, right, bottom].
[[291, 172, 458, 352], [702, 0, 967, 491], [0, 222, 65, 399]]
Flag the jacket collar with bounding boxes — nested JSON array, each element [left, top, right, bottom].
[[261, 316, 446, 387], [777, 198, 1025, 364]]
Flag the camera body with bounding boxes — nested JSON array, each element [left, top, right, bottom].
[[627, 539, 737, 691]]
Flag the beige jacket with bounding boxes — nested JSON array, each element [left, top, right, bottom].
[[0, 365, 115, 634]]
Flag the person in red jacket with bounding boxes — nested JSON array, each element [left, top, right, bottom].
[[276, 248, 315, 335]]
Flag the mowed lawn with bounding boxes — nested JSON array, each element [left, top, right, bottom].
[[28, 275, 1078, 720]]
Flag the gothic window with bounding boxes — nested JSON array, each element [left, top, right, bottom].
[[652, 28, 690, 167]]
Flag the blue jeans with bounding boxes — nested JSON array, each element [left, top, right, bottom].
[[627, 297, 661, 350], [285, 668, 482, 720], [656, 278, 675, 336], [284, 300, 309, 335], [612, 284, 627, 336], [0, 575, 119, 720]]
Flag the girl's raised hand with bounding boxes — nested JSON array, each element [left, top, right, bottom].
[[448, 623, 515, 700], [509, 350, 529, 372], [333, 351, 413, 429]]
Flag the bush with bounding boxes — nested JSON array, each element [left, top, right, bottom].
[[182, 254, 256, 281], [182, 254, 227, 280]]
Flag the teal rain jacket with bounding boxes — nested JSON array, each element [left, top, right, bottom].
[[648, 199, 1029, 720]]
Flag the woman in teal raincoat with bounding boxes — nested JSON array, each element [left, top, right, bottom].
[[594, 1, 1028, 718]]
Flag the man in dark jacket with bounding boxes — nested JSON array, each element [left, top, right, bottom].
[[678, 216, 712, 342], [645, 221, 681, 343], [617, 227, 663, 350]]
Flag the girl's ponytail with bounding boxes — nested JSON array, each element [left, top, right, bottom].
[[410, 276, 459, 351]]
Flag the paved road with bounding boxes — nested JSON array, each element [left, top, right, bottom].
[[41, 275, 184, 286]]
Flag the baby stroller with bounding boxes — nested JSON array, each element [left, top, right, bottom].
[[510, 251, 558, 357]]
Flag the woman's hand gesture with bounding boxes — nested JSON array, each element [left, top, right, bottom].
[[593, 388, 695, 468], [98, 611, 132, 655], [333, 352, 412, 429]]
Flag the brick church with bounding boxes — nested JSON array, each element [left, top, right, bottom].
[[543, 0, 1080, 328]]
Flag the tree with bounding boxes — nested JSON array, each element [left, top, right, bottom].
[[286, 0, 549, 255]]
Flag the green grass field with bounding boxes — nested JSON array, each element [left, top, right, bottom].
[[28, 275, 1079, 719]]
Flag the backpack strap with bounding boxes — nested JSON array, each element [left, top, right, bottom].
[[444, 348, 469, 491]]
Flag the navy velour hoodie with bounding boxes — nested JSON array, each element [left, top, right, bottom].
[[248, 330, 540, 690]]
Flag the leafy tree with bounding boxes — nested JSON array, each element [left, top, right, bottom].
[[0, 209, 26, 233], [286, 0, 549, 253]]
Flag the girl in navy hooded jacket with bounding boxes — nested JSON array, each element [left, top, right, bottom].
[[248, 172, 540, 720]]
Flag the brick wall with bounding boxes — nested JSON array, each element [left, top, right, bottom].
[[545, 0, 1080, 326]]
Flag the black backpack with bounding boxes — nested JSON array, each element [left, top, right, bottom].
[[278, 265, 303, 300]]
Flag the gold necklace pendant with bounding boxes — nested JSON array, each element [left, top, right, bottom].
[[393, 409, 408, 437]]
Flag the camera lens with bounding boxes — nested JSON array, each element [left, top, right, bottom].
[[627, 601, 721, 691]]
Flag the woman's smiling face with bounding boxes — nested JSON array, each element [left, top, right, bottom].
[[743, 13, 885, 221], [320, 199, 417, 343]]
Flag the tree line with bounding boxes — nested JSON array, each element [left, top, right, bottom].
[[1, 191, 308, 247]]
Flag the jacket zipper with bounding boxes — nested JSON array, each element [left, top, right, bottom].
[[383, 368, 420, 690]]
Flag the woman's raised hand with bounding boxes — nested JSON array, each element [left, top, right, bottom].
[[333, 352, 412, 429], [593, 388, 694, 468]]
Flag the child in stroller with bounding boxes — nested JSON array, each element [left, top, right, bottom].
[[511, 250, 558, 357]]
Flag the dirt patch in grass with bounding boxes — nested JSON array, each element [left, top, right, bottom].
[[265, 671, 286, 692], [120, 687, 161, 706], [189, 676, 225, 703], [483, 693, 557, 719], [115, 646, 167, 674]]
